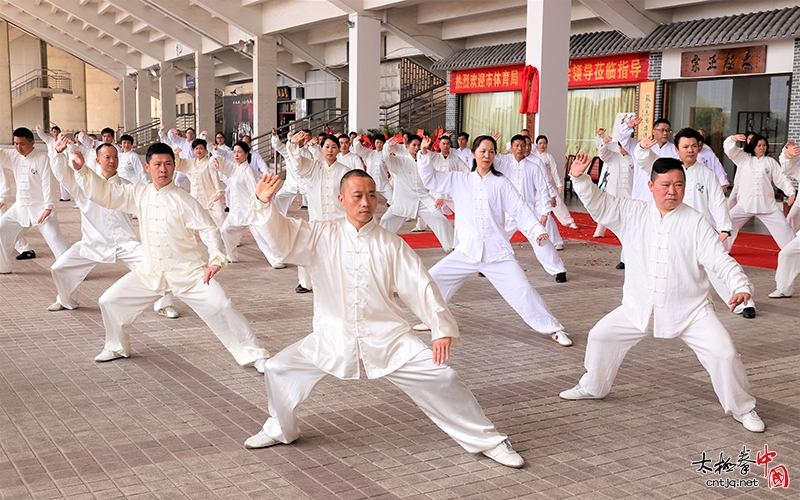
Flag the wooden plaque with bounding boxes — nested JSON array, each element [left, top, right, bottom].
[[680, 46, 766, 77]]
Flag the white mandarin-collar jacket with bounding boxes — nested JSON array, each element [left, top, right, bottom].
[[73, 165, 226, 295], [725, 137, 796, 215], [779, 150, 799, 179], [494, 153, 552, 217], [175, 156, 225, 210], [213, 157, 256, 226], [271, 135, 305, 194], [532, 150, 562, 189], [573, 173, 752, 337], [51, 152, 139, 263], [337, 151, 364, 171], [118, 151, 150, 185], [428, 152, 470, 201], [249, 200, 458, 380], [453, 147, 473, 167], [0, 149, 58, 227], [596, 136, 634, 198], [697, 144, 729, 187], [382, 144, 437, 218], [418, 153, 546, 263], [351, 139, 391, 192], [288, 142, 348, 222], [635, 146, 731, 232]]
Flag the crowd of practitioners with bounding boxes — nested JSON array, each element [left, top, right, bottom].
[[1, 115, 798, 469]]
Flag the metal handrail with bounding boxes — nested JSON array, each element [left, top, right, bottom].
[[11, 69, 72, 100], [380, 83, 447, 130]]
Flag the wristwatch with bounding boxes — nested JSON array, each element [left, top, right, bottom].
[[720, 230, 732, 236]]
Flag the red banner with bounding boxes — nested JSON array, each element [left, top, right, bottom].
[[450, 65, 525, 94], [568, 53, 649, 88]]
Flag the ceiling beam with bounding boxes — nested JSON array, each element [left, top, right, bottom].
[[278, 33, 348, 82], [579, 0, 658, 38], [383, 6, 462, 59], [190, 0, 261, 36]]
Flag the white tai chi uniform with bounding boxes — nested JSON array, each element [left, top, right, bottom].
[[494, 153, 566, 276], [773, 152, 800, 296], [352, 139, 392, 201], [288, 142, 349, 290], [533, 149, 575, 227], [379, 145, 455, 252], [213, 156, 281, 266], [569, 173, 757, 416], [415, 152, 470, 230], [453, 147, 473, 167], [0, 148, 70, 273], [779, 150, 800, 232], [270, 135, 307, 215], [37, 127, 71, 201], [48, 151, 173, 312], [175, 155, 227, 229], [593, 136, 634, 239], [118, 151, 150, 186], [618, 123, 680, 202], [418, 153, 564, 336], [722, 137, 796, 252], [72, 164, 269, 366], [337, 151, 363, 171], [248, 199, 508, 453], [158, 131, 192, 190], [0, 167, 32, 254], [697, 144, 729, 188], [525, 153, 563, 246]]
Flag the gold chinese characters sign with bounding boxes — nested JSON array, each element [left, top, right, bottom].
[[450, 65, 524, 94], [637, 81, 656, 140], [568, 53, 649, 88], [680, 46, 766, 77]]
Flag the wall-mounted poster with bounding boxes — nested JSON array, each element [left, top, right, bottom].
[[223, 94, 253, 145]]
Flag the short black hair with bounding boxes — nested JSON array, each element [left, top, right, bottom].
[[101, 127, 115, 137], [457, 132, 469, 140], [186, 127, 196, 134], [673, 128, 702, 148], [651, 157, 685, 181], [95, 143, 118, 156], [234, 141, 250, 154], [12, 127, 34, 142], [339, 169, 375, 192], [371, 135, 386, 144], [301, 129, 311, 135], [120, 134, 134, 143], [321, 134, 339, 148], [349, 131, 357, 137], [146, 142, 175, 164], [407, 134, 422, 144], [439, 135, 452, 145], [535, 135, 548, 144], [653, 118, 671, 129], [510, 134, 527, 146], [51, 125, 61, 133], [744, 134, 768, 156], [191, 138, 208, 150]]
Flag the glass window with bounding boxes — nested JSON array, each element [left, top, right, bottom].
[[461, 91, 524, 152], [566, 87, 636, 158]]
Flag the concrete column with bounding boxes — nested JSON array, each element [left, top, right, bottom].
[[120, 74, 136, 131], [195, 52, 215, 135], [788, 39, 800, 141], [347, 14, 381, 133], [444, 72, 460, 133], [253, 35, 277, 138], [526, 0, 570, 170], [159, 62, 176, 129], [136, 71, 152, 126], [0, 20, 13, 143]]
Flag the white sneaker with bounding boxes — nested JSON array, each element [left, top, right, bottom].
[[554, 243, 564, 251], [482, 439, 524, 468], [254, 358, 268, 373], [412, 323, 430, 332], [733, 410, 765, 432], [244, 430, 279, 449], [768, 289, 791, 299], [559, 384, 603, 400], [94, 349, 124, 362], [157, 306, 179, 319], [47, 302, 66, 311], [550, 331, 572, 346], [568, 223, 579, 230], [272, 263, 287, 269]]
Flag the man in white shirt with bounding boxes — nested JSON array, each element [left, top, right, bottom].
[[117, 134, 150, 185], [336, 134, 364, 171], [524, 136, 564, 250], [69, 142, 269, 372], [619, 117, 679, 202], [244, 169, 524, 469], [37, 124, 70, 202], [696, 129, 729, 189], [0, 161, 34, 259], [771, 142, 800, 299], [0, 127, 71, 274], [270, 129, 309, 214], [779, 141, 800, 233], [453, 132, 473, 166], [352, 134, 392, 202], [47, 138, 176, 318], [560, 154, 764, 434]]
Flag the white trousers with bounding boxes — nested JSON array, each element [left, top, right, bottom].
[[786, 202, 800, 233], [258, 341, 506, 453], [297, 266, 312, 289], [98, 271, 268, 365], [51, 242, 172, 311], [272, 184, 302, 216], [545, 213, 563, 246], [724, 206, 796, 252], [220, 218, 281, 266], [505, 218, 565, 275], [0, 204, 30, 254], [551, 192, 575, 226], [59, 184, 71, 201], [0, 211, 70, 273], [578, 306, 756, 416], [775, 233, 800, 296], [380, 202, 454, 252], [208, 200, 227, 229], [429, 250, 563, 334]]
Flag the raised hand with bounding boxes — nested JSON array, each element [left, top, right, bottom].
[[174, 147, 182, 155], [271, 127, 278, 136], [420, 136, 432, 153], [603, 135, 614, 144], [255, 173, 283, 203], [639, 136, 656, 149], [626, 116, 642, 128], [55, 135, 71, 153], [387, 137, 399, 147], [491, 132, 500, 141], [290, 133, 304, 144], [731, 134, 747, 142], [70, 150, 85, 170], [569, 152, 591, 177]]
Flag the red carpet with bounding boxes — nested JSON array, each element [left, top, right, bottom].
[[399, 211, 780, 270]]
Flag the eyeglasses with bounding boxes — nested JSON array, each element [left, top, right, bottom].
[[654, 128, 672, 133]]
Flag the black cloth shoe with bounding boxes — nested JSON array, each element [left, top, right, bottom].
[[295, 284, 312, 293], [615, 262, 625, 270], [742, 307, 756, 319], [555, 272, 567, 283], [15, 250, 36, 260]]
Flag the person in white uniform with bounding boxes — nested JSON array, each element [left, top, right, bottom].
[[618, 117, 679, 202], [524, 136, 564, 250], [722, 134, 796, 252], [213, 132, 230, 152], [696, 129, 729, 189], [770, 142, 800, 299], [452, 132, 473, 166], [157, 126, 192, 190], [288, 133, 350, 293], [779, 141, 800, 233], [243, 169, 525, 468], [117, 134, 150, 185], [336, 135, 364, 171], [37, 124, 71, 202], [559, 154, 765, 434], [270, 129, 309, 215], [533, 135, 578, 230], [352, 134, 393, 202], [495, 134, 567, 283], [68, 142, 269, 372], [636, 128, 754, 318], [0, 158, 34, 259], [0, 127, 70, 274], [212, 142, 282, 268], [174, 139, 227, 229], [47, 138, 176, 317], [413, 135, 470, 231], [379, 135, 455, 252], [414, 135, 573, 347]]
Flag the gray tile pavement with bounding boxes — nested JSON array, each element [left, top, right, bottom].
[[0, 197, 798, 499]]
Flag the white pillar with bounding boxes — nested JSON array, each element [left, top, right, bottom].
[[347, 14, 381, 133], [136, 71, 152, 127], [253, 35, 277, 139], [526, 0, 570, 171], [0, 19, 13, 143], [120, 74, 136, 131], [195, 52, 215, 135], [159, 62, 176, 129]]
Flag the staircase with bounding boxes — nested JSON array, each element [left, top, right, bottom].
[[380, 58, 446, 131], [11, 69, 72, 108]]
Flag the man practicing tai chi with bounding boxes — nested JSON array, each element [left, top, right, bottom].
[[244, 169, 524, 468], [559, 154, 764, 433], [68, 143, 269, 372]]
